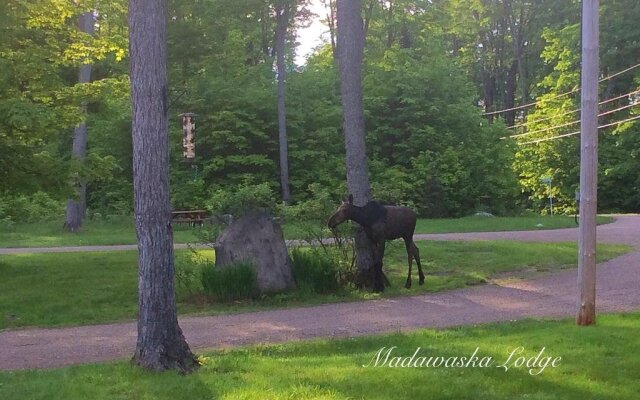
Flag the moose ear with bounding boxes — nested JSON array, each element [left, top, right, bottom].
[[348, 194, 354, 204]]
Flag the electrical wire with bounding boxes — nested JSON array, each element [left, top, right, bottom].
[[482, 62, 640, 116], [506, 89, 640, 129], [518, 114, 640, 145], [505, 101, 640, 139]]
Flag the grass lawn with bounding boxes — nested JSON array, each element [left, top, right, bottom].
[[0, 216, 200, 248], [0, 215, 614, 248], [1, 312, 638, 399], [413, 214, 613, 234], [0, 241, 629, 330]]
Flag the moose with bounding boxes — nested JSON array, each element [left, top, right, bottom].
[[327, 194, 424, 292]]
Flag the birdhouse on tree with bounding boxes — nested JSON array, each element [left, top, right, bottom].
[[180, 113, 196, 161]]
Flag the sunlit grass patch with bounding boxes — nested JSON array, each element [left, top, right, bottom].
[[1, 313, 638, 399]]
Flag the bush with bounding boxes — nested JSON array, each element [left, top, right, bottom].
[[175, 251, 206, 298], [200, 261, 257, 301], [291, 249, 341, 294], [208, 183, 276, 218], [0, 191, 65, 223]]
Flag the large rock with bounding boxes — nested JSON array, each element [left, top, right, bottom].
[[214, 210, 295, 294]]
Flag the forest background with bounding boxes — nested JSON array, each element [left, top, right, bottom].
[[1, 0, 639, 224]]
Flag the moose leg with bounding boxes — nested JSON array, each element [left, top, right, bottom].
[[411, 241, 425, 285], [373, 241, 386, 292], [404, 240, 413, 289]]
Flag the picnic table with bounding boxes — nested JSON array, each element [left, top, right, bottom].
[[171, 210, 208, 226]]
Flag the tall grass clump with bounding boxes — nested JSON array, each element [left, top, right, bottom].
[[290, 249, 341, 294], [200, 262, 257, 301]]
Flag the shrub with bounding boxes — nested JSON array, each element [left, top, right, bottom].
[[208, 183, 276, 218], [200, 261, 257, 301], [175, 251, 205, 298], [291, 249, 341, 294], [0, 191, 64, 223]]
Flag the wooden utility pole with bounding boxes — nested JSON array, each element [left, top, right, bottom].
[[577, 0, 599, 326]]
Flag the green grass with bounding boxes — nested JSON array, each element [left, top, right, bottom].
[[1, 312, 639, 399], [413, 214, 614, 234], [0, 241, 629, 330], [0, 215, 613, 248], [0, 216, 200, 248]]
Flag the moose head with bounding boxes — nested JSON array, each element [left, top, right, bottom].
[[327, 194, 354, 229]]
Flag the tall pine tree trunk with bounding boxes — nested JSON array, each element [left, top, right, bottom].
[[336, 0, 379, 291], [64, 11, 94, 232], [129, 0, 197, 373], [275, 0, 291, 204]]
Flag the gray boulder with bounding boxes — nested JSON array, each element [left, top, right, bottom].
[[214, 210, 295, 294]]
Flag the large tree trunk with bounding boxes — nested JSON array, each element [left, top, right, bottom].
[[64, 11, 94, 232], [275, 0, 291, 204], [336, 0, 379, 291], [326, 0, 337, 59], [482, 68, 496, 123], [504, 60, 518, 126], [129, 0, 197, 373]]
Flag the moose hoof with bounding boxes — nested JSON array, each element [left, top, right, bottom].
[[405, 280, 412, 289]]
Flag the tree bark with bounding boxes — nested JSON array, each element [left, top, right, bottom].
[[129, 0, 197, 372], [336, 0, 378, 290], [64, 11, 94, 232], [504, 61, 518, 126], [275, 0, 291, 204], [482, 68, 496, 123], [326, 0, 337, 59]]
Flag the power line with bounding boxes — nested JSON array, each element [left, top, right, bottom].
[[506, 89, 640, 129], [505, 100, 640, 139], [518, 114, 640, 145], [482, 62, 640, 116], [483, 87, 579, 117], [507, 107, 581, 130]]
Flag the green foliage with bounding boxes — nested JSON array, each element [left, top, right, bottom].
[[201, 262, 257, 302], [174, 251, 206, 298], [0, 0, 128, 209], [208, 183, 276, 217], [279, 185, 357, 283], [278, 183, 345, 242], [364, 47, 519, 216], [2, 0, 640, 220], [171, 175, 207, 211], [513, 6, 640, 213], [0, 191, 64, 223], [290, 248, 340, 294]]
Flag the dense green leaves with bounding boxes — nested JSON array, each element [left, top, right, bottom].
[[1, 0, 639, 220], [513, 1, 640, 212], [0, 0, 127, 211]]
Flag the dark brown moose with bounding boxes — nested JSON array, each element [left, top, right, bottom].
[[328, 194, 424, 292]]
